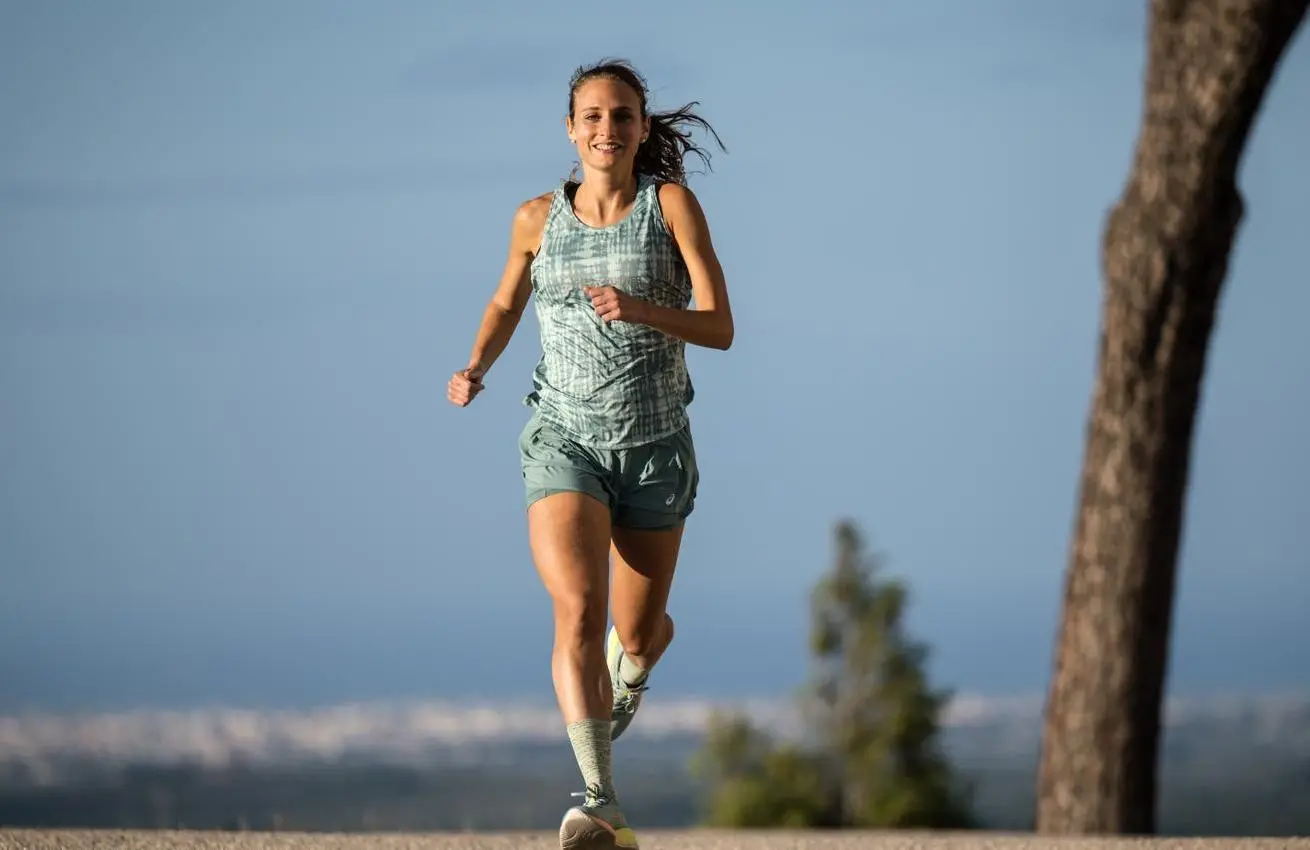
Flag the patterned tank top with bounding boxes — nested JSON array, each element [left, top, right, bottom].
[[524, 173, 695, 449]]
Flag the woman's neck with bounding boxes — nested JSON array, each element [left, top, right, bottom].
[[571, 170, 639, 226]]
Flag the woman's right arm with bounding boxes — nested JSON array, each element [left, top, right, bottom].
[[448, 194, 550, 407]]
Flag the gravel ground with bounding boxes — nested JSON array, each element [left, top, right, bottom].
[[1, 831, 1307, 850]]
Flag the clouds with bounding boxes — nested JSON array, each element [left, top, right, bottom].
[[4, 692, 1305, 786], [0, 697, 779, 781]]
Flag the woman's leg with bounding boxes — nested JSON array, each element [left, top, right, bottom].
[[527, 490, 613, 724], [610, 525, 682, 676], [605, 424, 697, 741], [605, 524, 683, 744], [527, 490, 640, 848]]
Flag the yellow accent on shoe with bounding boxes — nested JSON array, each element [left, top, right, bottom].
[[559, 805, 640, 849], [607, 626, 646, 742], [606, 626, 624, 671]]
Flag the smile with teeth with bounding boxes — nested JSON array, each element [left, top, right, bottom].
[[594, 143, 622, 152]]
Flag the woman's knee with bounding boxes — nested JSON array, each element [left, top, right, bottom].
[[526, 491, 614, 649], [551, 590, 609, 647]]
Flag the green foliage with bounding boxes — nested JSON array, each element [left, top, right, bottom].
[[690, 713, 837, 828], [692, 520, 976, 830]]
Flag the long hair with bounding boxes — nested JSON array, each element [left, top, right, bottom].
[[566, 58, 726, 185]]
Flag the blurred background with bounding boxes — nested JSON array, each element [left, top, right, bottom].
[[2, 0, 1307, 837]]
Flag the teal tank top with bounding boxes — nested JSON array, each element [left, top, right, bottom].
[[524, 173, 695, 449]]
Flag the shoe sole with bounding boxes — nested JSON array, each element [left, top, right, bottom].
[[559, 808, 638, 849]]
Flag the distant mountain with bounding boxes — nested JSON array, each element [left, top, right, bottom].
[[3, 691, 1307, 788], [1, 692, 1307, 836]]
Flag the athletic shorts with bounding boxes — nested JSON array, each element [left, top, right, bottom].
[[517, 411, 699, 531]]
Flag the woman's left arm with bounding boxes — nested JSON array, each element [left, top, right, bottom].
[[584, 182, 734, 350]]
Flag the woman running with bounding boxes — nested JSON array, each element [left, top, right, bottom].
[[447, 58, 731, 849]]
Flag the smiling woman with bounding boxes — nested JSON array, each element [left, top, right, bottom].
[[446, 58, 730, 850]]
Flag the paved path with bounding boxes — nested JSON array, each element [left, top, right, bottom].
[[2, 831, 1307, 850]]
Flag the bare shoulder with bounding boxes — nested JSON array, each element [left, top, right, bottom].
[[517, 190, 554, 221], [510, 190, 555, 253], [514, 191, 554, 231], [656, 181, 704, 218], [656, 181, 712, 244]]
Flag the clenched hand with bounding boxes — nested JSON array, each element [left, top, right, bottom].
[[583, 285, 650, 324], [447, 362, 487, 407]]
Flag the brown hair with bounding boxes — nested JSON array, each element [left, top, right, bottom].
[[567, 58, 726, 185]]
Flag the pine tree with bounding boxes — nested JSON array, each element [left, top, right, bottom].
[[693, 520, 974, 829]]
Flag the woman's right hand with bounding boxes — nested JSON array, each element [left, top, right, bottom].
[[447, 363, 487, 407]]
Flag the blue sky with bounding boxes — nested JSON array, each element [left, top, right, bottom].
[[2, 0, 1307, 714]]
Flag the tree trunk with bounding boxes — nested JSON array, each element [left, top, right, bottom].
[[1034, 0, 1308, 835]]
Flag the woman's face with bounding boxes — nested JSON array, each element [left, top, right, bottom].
[[567, 77, 649, 176]]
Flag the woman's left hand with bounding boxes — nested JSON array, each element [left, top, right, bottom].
[[583, 285, 650, 325]]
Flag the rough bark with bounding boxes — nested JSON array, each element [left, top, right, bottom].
[[1034, 0, 1308, 836]]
